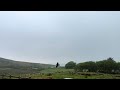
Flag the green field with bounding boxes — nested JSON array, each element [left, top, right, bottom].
[[1, 57, 120, 79], [3, 68, 119, 79]]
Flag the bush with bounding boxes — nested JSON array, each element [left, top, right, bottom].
[[65, 61, 76, 69]]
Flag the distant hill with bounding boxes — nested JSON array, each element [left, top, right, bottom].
[[0, 57, 55, 74]]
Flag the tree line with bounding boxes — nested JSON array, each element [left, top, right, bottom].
[[65, 57, 120, 74]]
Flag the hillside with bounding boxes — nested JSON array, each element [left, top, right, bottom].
[[0, 57, 55, 74]]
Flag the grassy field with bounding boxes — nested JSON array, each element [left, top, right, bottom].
[[16, 68, 120, 79], [1, 68, 120, 79]]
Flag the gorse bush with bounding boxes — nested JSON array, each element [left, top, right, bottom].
[[66, 57, 120, 74], [65, 61, 76, 69]]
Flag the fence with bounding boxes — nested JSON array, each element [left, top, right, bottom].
[[0, 74, 31, 79]]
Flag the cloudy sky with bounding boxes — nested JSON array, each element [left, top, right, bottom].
[[0, 11, 120, 65]]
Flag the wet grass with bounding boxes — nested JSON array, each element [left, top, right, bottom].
[[1, 68, 120, 79]]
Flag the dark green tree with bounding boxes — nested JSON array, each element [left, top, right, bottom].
[[96, 57, 118, 73], [65, 61, 76, 69], [74, 61, 97, 72]]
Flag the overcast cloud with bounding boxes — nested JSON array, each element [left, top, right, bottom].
[[0, 11, 120, 65]]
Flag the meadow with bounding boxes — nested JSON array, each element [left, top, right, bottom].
[[1, 68, 119, 79]]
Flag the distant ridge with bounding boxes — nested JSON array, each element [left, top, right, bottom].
[[0, 57, 55, 74]]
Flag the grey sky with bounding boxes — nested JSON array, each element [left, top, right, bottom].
[[0, 11, 120, 65]]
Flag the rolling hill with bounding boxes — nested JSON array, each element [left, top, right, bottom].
[[0, 57, 55, 74]]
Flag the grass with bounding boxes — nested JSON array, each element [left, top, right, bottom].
[[40, 68, 73, 73], [1, 67, 120, 79], [20, 68, 120, 79]]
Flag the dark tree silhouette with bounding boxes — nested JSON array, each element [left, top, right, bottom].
[[56, 62, 59, 68]]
